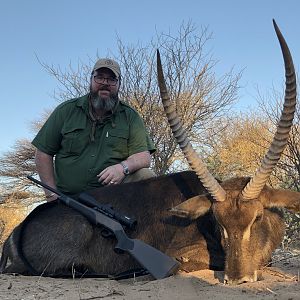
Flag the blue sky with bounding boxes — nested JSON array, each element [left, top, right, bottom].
[[0, 0, 299, 155]]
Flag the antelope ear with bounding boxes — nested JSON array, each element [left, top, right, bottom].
[[169, 195, 212, 220], [262, 187, 300, 213]]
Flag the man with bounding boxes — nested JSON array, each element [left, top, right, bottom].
[[32, 58, 156, 201]]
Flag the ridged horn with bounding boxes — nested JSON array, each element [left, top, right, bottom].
[[241, 19, 297, 201], [157, 50, 226, 202]]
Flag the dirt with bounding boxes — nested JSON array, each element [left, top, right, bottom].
[[0, 250, 299, 300]]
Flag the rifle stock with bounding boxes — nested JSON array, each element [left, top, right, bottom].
[[27, 176, 180, 279]]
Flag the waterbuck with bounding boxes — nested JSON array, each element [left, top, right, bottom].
[[0, 20, 299, 285], [156, 19, 299, 284]]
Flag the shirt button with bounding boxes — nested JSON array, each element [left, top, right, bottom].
[[91, 154, 95, 157]]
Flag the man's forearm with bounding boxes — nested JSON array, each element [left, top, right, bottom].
[[97, 151, 152, 185], [124, 151, 151, 174], [35, 149, 57, 197]]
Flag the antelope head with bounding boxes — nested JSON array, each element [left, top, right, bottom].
[[157, 19, 299, 284]]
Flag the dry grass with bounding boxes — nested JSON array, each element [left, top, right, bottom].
[[0, 201, 28, 244]]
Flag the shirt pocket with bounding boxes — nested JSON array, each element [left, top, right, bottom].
[[61, 125, 88, 156], [106, 129, 129, 159]]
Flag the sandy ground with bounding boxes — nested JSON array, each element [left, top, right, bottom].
[[0, 250, 299, 300]]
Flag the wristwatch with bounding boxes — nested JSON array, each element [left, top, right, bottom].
[[120, 161, 130, 175]]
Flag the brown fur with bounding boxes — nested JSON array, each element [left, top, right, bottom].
[[1, 172, 298, 285]]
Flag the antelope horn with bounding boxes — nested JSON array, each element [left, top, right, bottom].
[[241, 19, 297, 201], [157, 50, 226, 202]]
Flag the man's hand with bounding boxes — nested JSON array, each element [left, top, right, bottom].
[[97, 151, 151, 186], [97, 164, 125, 186]]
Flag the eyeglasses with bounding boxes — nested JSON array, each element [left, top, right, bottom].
[[93, 75, 118, 86]]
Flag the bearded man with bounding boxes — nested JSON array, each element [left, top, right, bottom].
[[32, 58, 156, 201]]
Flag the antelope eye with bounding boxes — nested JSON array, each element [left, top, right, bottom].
[[255, 214, 263, 222]]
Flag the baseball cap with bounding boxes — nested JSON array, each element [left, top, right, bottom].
[[92, 58, 121, 78]]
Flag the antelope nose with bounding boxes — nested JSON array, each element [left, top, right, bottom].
[[224, 274, 257, 285]]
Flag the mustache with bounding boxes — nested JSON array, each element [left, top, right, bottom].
[[90, 87, 110, 98], [99, 86, 110, 91]]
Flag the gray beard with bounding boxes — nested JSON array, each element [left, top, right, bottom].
[[90, 91, 118, 113]]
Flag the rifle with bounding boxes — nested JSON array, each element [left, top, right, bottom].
[[77, 192, 137, 230], [27, 175, 180, 279]]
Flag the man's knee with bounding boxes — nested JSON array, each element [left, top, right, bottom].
[[122, 168, 156, 184]]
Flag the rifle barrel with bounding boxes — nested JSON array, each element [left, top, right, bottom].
[[27, 175, 63, 197]]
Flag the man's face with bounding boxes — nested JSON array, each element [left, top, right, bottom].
[[90, 68, 120, 112]]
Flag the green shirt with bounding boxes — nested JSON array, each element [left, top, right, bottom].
[[32, 94, 155, 194]]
